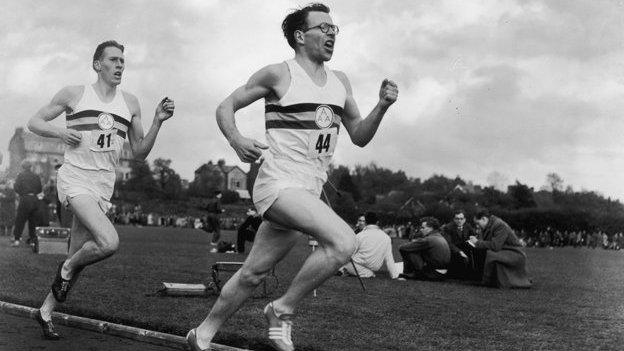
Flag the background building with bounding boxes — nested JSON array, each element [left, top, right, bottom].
[[7, 127, 133, 186], [192, 159, 249, 198]]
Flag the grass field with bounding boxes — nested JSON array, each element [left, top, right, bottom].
[[1, 226, 623, 351]]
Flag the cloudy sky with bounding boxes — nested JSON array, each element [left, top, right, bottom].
[[2, 0, 624, 199]]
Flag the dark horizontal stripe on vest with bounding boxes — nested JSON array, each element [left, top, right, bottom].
[[66, 110, 131, 127], [68, 124, 127, 139], [265, 103, 344, 116], [266, 120, 340, 131]]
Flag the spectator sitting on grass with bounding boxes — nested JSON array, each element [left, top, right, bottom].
[[354, 214, 366, 234], [441, 209, 477, 280], [383, 225, 398, 238], [469, 210, 532, 289], [339, 211, 399, 279], [398, 216, 450, 281]]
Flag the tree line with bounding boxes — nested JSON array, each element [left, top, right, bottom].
[[115, 159, 624, 233]]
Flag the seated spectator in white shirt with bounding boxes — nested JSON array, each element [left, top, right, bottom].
[[340, 211, 400, 279]]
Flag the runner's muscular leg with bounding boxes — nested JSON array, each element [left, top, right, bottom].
[[62, 195, 119, 276], [195, 221, 300, 345], [263, 188, 357, 315]]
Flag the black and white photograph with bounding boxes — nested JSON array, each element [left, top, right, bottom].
[[0, 1, 623, 350]]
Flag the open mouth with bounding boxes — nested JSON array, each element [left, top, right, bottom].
[[114, 72, 122, 78], [324, 40, 334, 50]]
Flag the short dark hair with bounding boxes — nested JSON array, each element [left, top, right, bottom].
[[453, 209, 466, 218], [20, 160, 32, 171], [364, 211, 378, 225], [282, 3, 330, 49], [93, 40, 124, 63], [420, 216, 440, 230], [473, 209, 490, 220]]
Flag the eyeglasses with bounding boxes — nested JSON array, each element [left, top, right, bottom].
[[303, 22, 339, 35]]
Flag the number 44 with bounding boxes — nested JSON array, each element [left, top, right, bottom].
[[315, 133, 331, 154]]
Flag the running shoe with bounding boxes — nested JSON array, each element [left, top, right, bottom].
[[35, 309, 60, 340], [186, 328, 210, 351], [263, 302, 295, 351]]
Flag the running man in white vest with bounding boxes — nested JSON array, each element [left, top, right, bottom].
[[27, 40, 175, 340], [186, 4, 397, 351]]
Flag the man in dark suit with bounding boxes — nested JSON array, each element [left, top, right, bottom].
[[398, 216, 450, 281], [11, 160, 43, 247], [236, 208, 262, 254], [441, 209, 478, 279], [205, 191, 224, 253], [469, 209, 532, 288]]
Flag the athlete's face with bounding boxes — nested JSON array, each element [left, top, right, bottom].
[[301, 11, 336, 62], [95, 46, 125, 86]]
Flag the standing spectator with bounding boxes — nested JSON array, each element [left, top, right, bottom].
[[236, 209, 262, 254], [398, 217, 450, 281], [589, 231, 601, 249], [601, 232, 609, 249], [575, 231, 584, 248], [340, 211, 399, 279], [0, 181, 17, 236], [441, 209, 477, 279], [205, 190, 223, 252], [11, 160, 43, 247], [469, 210, 532, 289], [568, 231, 577, 248]]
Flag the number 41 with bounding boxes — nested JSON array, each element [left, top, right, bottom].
[[97, 133, 112, 148]]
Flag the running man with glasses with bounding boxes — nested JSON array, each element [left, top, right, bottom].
[[186, 3, 398, 351]]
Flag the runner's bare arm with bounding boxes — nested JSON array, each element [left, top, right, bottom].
[[27, 86, 84, 146], [336, 71, 398, 147], [216, 64, 285, 163], [125, 92, 175, 160]]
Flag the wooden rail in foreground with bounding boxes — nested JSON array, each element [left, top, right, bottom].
[[0, 300, 250, 351]]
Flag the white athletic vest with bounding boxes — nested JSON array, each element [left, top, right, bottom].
[[264, 59, 347, 176], [64, 85, 132, 171]]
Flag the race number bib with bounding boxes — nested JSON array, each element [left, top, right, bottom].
[[90, 131, 115, 152], [307, 127, 338, 158], [89, 112, 116, 152]]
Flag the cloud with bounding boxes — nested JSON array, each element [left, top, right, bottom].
[[2, 0, 624, 201]]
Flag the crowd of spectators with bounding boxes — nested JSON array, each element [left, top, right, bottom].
[[108, 203, 243, 231], [382, 221, 624, 251], [517, 228, 624, 250], [341, 208, 533, 288]]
